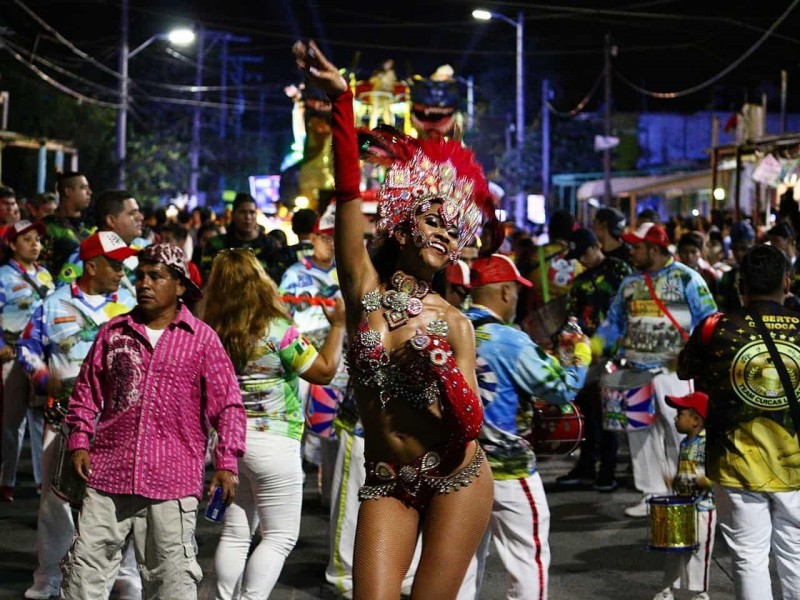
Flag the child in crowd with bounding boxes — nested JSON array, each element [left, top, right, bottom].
[[653, 391, 716, 600]]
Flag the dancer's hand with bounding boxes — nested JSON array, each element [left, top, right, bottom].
[[292, 40, 347, 97]]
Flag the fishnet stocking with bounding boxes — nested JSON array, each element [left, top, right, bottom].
[[352, 449, 493, 600]]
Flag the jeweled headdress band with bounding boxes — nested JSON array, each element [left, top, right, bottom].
[[358, 125, 493, 254]]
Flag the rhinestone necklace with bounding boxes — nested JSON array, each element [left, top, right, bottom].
[[361, 270, 431, 330]]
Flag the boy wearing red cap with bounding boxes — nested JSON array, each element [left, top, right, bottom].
[[652, 391, 716, 600]]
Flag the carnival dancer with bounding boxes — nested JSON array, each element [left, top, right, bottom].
[[0, 220, 54, 503], [652, 391, 715, 600], [592, 222, 717, 518], [458, 254, 589, 600], [294, 39, 494, 599], [678, 244, 800, 600], [203, 248, 346, 599], [17, 231, 140, 599]]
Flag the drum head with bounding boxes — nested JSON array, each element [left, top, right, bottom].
[[601, 367, 655, 389]]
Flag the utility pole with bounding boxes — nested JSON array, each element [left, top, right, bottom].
[[542, 79, 550, 203], [603, 33, 613, 207], [116, 0, 129, 188], [189, 26, 204, 205]]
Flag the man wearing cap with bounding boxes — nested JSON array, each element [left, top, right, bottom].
[[279, 203, 346, 507], [458, 254, 589, 600], [593, 222, 717, 518], [198, 192, 280, 281], [556, 227, 631, 492], [58, 243, 246, 599], [0, 220, 53, 503], [18, 231, 139, 599], [678, 243, 800, 599], [593, 206, 631, 263]]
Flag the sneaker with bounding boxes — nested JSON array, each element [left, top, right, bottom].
[[555, 467, 595, 486], [689, 593, 710, 600], [24, 584, 59, 599], [652, 588, 674, 600], [593, 477, 619, 492], [0, 486, 13, 502], [624, 497, 649, 518]]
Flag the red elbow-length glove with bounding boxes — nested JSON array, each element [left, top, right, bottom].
[[329, 89, 361, 204], [409, 333, 484, 441]]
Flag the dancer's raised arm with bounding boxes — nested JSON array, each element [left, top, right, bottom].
[[293, 40, 375, 312]]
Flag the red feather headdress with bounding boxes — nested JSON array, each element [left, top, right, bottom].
[[358, 125, 494, 254]]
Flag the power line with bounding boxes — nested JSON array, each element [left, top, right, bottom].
[[12, 0, 122, 80], [612, 0, 800, 99], [547, 70, 604, 118]]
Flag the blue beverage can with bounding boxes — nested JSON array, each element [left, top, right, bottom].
[[204, 485, 227, 523]]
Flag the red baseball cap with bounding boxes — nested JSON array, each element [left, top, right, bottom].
[[445, 259, 471, 289], [470, 254, 532, 288], [79, 231, 139, 261], [665, 391, 708, 419], [312, 204, 336, 235], [621, 222, 671, 248], [4, 219, 46, 243]]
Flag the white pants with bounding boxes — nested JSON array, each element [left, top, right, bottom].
[[30, 425, 140, 597], [0, 359, 43, 486], [626, 370, 686, 497], [458, 472, 551, 600], [714, 485, 800, 600], [324, 428, 419, 598], [662, 507, 717, 593], [213, 431, 303, 600]]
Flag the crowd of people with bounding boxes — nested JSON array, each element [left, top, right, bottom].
[[0, 39, 798, 600]]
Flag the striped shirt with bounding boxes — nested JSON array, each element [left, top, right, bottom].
[[65, 303, 247, 500]]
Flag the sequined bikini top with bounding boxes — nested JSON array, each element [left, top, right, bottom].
[[346, 286, 450, 411]]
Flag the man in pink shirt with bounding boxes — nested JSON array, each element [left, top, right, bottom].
[[60, 243, 246, 600]]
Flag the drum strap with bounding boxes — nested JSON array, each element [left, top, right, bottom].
[[752, 314, 800, 439], [471, 315, 504, 329], [643, 273, 689, 342]]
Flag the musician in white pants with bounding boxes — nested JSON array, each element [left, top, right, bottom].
[[459, 255, 589, 599], [592, 223, 718, 519]]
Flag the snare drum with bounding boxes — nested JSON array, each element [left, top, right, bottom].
[[51, 427, 86, 509], [527, 401, 585, 455], [646, 495, 698, 552], [600, 367, 657, 431]]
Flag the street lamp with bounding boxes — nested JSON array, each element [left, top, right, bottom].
[[116, 25, 195, 187], [473, 9, 525, 229]]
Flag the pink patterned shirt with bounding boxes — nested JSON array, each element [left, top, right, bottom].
[[66, 303, 246, 500]]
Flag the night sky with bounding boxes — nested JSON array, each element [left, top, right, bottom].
[[3, 0, 800, 116]]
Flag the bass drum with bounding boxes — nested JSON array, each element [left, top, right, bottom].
[[527, 401, 585, 456], [600, 366, 657, 431]]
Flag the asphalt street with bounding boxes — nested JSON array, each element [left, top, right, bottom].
[[0, 436, 782, 599]]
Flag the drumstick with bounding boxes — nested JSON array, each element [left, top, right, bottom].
[[280, 294, 336, 307]]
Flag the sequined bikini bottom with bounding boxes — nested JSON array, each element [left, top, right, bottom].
[[358, 443, 485, 511]]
